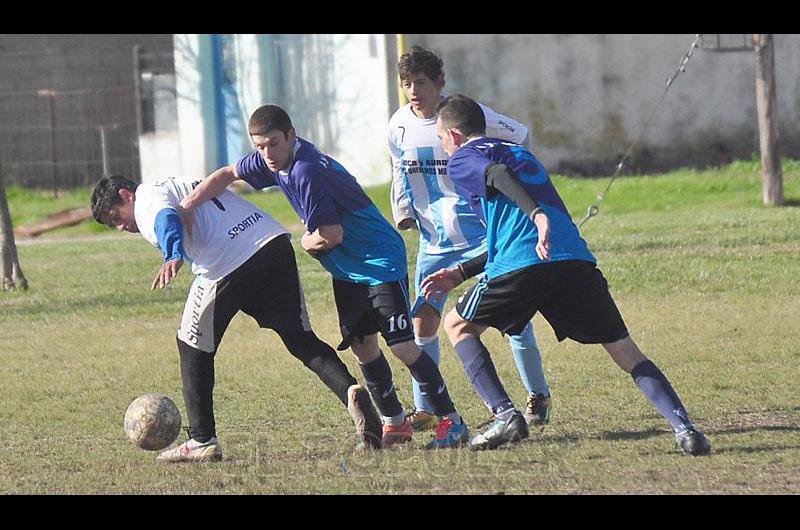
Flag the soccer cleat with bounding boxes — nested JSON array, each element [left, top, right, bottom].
[[406, 408, 439, 431], [381, 417, 413, 448], [426, 417, 470, 450], [524, 393, 552, 427], [469, 410, 529, 451], [675, 427, 711, 456], [347, 384, 383, 451], [156, 437, 222, 463]]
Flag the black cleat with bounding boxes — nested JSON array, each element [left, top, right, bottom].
[[675, 427, 711, 456], [469, 410, 529, 451], [524, 392, 552, 427]]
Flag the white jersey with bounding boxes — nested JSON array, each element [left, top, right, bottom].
[[388, 101, 529, 255], [134, 178, 290, 281]]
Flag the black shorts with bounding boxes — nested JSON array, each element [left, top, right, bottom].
[[332, 277, 415, 351], [455, 260, 629, 344], [177, 234, 311, 353]]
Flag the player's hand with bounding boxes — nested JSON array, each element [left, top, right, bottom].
[[177, 205, 195, 237], [152, 259, 183, 290], [533, 211, 551, 260], [300, 232, 320, 259], [397, 217, 417, 231], [420, 267, 463, 302]]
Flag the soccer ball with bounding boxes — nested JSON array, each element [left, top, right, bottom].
[[124, 393, 182, 451]]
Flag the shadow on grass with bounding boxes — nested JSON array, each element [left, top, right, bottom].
[[782, 198, 800, 207], [535, 422, 800, 447]]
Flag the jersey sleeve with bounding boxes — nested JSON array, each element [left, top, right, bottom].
[[388, 130, 414, 226], [294, 163, 341, 233], [446, 148, 492, 219], [153, 208, 185, 262], [481, 103, 531, 146], [235, 152, 277, 190]]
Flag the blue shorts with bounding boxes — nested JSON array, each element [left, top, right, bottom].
[[411, 243, 488, 317]]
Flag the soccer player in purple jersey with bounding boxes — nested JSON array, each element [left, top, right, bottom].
[[181, 105, 470, 449]]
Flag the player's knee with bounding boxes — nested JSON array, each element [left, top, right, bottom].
[[443, 309, 470, 343]]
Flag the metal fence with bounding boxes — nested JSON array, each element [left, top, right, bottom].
[[0, 86, 139, 192]]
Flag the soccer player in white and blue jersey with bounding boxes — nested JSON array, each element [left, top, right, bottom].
[[389, 46, 552, 430], [181, 105, 470, 449], [421, 95, 711, 455], [91, 175, 385, 461]]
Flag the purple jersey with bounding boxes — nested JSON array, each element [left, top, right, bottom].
[[236, 137, 407, 285]]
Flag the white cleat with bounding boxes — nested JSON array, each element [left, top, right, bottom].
[[156, 437, 222, 463]]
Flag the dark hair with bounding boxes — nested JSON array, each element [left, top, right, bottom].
[[91, 175, 138, 224], [398, 45, 444, 85], [437, 94, 486, 137], [248, 105, 293, 138]]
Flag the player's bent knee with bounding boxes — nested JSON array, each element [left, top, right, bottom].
[[388, 339, 422, 365]]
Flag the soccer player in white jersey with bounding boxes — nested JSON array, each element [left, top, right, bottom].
[[389, 46, 552, 430], [91, 175, 384, 462]]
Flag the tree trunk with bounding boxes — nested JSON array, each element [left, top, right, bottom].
[[753, 34, 784, 206], [0, 168, 28, 291]]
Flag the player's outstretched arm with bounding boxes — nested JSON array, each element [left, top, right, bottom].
[[151, 207, 186, 289], [180, 164, 239, 213], [420, 267, 464, 302]]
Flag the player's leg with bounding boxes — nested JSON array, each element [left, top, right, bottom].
[[603, 336, 710, 455], [332, 279, 408, 446], [407, 250, 448, 430], [447, 272, 542, 450], [245, 236, 382, 449], [157, 275, 236, 463], [408, 302, 442, 430], [544, 260, 710, 455], [506, 322, 552, 426], [374, 278, 469, 449]]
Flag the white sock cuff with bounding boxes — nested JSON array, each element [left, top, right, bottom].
[[414, 335, 438, 347]]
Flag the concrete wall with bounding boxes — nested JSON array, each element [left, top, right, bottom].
[[414, 34, 800, 175]]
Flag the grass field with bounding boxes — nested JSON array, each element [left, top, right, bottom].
[[2, 159, 799, 494]]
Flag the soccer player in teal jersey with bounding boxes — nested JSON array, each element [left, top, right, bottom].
[[422, 94, 710, 455]]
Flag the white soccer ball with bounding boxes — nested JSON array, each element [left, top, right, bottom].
[[124, 393, 182, 451]]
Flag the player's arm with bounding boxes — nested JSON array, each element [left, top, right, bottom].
[[151, 208, 186, 290], [388, 134, 416, 230], [485, 164, 551, 260], [180, 164, 240, 213], [482, 103, 532, 147], [301, 224, 344, 258], [419, 251, 488, 302]]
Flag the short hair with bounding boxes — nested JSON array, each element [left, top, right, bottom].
[[91, 175, 138, 224], [398, 45, 444, 84], [248, 105, 293, 138], [437, 94, 486, 137]]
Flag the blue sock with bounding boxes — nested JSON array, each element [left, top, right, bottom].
[[412, 335, 440, 413], [508, 322, 550, 396], [631, 360, 693, 433], [454, 337, 514, 416], [407, 350, 456, 417], [359, 352, 403, 419]]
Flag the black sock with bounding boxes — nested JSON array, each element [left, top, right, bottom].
[[407, 350, 456, 417], [631, 360, 693, 433], [177, 338, 216, 442], [279, 330, 356, 406], [359, 352, 403, 418]]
